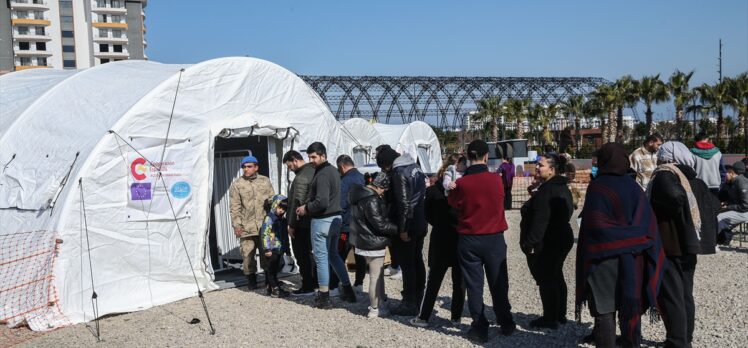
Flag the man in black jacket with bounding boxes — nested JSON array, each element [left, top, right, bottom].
[[716, 161, 748, 245], [376, 148, 427, 316], [296, 142, 357, 308], [283, 150, 317, 296]]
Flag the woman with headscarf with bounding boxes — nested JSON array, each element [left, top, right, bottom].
[[520, 153, 574, 329], [576, 142, 666, 348], [647, 141, 718, 348]]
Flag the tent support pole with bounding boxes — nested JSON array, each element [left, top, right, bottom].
[[79, 178, 101, 342]]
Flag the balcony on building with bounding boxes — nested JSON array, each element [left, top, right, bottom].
[[10, 0, 50, 10], [14, 49, 53, 57], [91, 0, 127, 14], [13, 31, 52, 41], [93, 32, 128, 43], [11, 12, 51, 26]]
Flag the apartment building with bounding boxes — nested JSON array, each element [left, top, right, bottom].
[[0, 0, 147, 72]]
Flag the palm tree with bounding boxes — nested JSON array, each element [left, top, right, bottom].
[[471, 96, 503, 142], [592, 84, 620, 142], [694, 82, 731, 142], [527, 104, 544, 146], [504, 98, 530, 140], [614, 75, 640, 142], [668, 69, 695, 125], [726, 73, 748, 140], [561, 95, 585, 149], [543, 102, 560, 146], [639, 74, 670, 135]]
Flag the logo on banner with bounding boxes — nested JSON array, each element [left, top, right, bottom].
[[171, 181, 191, 199], [130, 157, 149, 181], [130, 183, 152, 200]]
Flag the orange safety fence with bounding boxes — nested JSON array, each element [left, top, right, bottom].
[[0, 230, 70, 331]]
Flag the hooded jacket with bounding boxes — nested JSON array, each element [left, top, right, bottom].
[[340, 168, 365, 232], [348, 184, 398, 251], [425, 178, 460, 267], [649, 164, 718, 255], [390, 153, 427, 237], [691, 141, 726, 189], [519, 175, 574, 255], [259, 195, 288, 252], [718, 174, 748, 213]]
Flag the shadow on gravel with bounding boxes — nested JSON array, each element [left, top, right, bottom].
[[718, 245, 748, 254]]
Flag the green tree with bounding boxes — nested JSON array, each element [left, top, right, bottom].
[[639, 74, 670, 135], [504, 98, 530, 140], [726, 73, 748, 142], [614, 75, 640, 143], [591, 84, 620, 143], [693, 82, 731, 142], [668, 69, 695, 129], [471, 97, 503, 142], [561, 95, 585, 150]]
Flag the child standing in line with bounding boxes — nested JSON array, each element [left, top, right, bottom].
[[260, 195, 290, 298]]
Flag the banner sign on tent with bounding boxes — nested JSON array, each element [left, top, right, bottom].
[[126, 137, 193, 221]]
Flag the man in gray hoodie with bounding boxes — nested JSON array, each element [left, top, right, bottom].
[[691, 132, 726, 195]]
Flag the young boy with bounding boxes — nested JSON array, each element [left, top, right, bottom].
[[259, 195, 290, 298]]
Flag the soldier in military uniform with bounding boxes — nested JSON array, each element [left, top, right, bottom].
[[229, 155, 275, 289]]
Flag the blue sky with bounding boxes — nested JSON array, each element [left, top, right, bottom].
[[146, 1, 747, 117]]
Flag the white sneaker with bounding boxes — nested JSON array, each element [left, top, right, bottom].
[[389, 269, 402, 280], [329, 288, 341, 297], [367, 305, 390, 318], [353, 285, 363, 294]]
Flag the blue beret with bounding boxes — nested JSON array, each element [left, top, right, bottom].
[[241, 155, 258, 166]]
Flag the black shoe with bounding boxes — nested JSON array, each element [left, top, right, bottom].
[[465, 327, 488, 343], [529, 317, 559, 330], [247, 274, 258, 290], [580, 332, 594, 344], [390, 303, 418, 316], [291, 288, 316, 296], [500, 322, 516, 336], [315, 291, 332, 309], [339, 285, 357, 303], [266, 284, 273, 296]]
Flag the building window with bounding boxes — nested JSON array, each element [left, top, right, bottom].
[[35, 26, 45, 35], [111, 15, 122, 23], [112, 0, 121, 8], [17, 26, 29, 35], [99, 44, 109, 52], [97, 0, 106, 7], [37, 57, 47, 66], [62, 30, 74, 38], [100, 58, 110, 64], [99, 14, 108, 22], [112, 29, 122, 38], [63, 45, 75, 53], [98, 28, 108, 37], [63, 60, 76, 68], [19, 57, 32, 66], [35, 42, 46, 51], [16, 11, 29, 19], [18, 42, 30, 51], [113, 44, 123, 53], [59, 0, 73, 8], [33, 11, 44, 20], [61, 16, 74, 23]]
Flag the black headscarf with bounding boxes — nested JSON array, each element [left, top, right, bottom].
[[597, 142, 630, 176]]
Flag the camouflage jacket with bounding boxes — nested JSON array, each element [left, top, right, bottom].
[[229, 174, 275, 237]]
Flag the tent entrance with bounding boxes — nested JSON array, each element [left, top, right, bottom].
[[209, 135, 270, 271], [352, 145, 371, 166]]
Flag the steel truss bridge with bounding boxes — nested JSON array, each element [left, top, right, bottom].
[[300, 76, 610, 129]]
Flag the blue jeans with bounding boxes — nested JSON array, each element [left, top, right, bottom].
[[311, 215, 350, 288]]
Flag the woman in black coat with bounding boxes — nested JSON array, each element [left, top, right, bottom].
[[519, 153, 574, 329], [409, 173, 466, 327], [349, 173, 398, 318]]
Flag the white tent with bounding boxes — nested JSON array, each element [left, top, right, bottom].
[[0, 57, 353, 331], [340, 118, 385, 167], [373, 121, 442, 174]]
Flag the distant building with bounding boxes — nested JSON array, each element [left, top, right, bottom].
[[0, 0, 147, 73]]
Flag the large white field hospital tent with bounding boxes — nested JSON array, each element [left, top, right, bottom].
[[0, 57, 354, 331], [373, 121, 442, 174], [340, 118, 385, 167]]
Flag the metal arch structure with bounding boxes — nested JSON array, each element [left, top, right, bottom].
[[300, 76, 610, 129]]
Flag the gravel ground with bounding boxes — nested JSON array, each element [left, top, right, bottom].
[[11, 210, 748, 347]]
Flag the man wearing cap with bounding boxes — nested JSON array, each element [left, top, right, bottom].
[[448, 140, 516, 343], [230, 155, 275, 289], [716, 161, 748, 245]]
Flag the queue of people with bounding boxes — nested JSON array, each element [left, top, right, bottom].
[[227, 134, 729, 346]]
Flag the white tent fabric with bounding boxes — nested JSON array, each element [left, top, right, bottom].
[[341, 118, 385, 166], [373, 121, 442, 174], [0, 68, 77, 139], [0, 57, 352, 330]]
